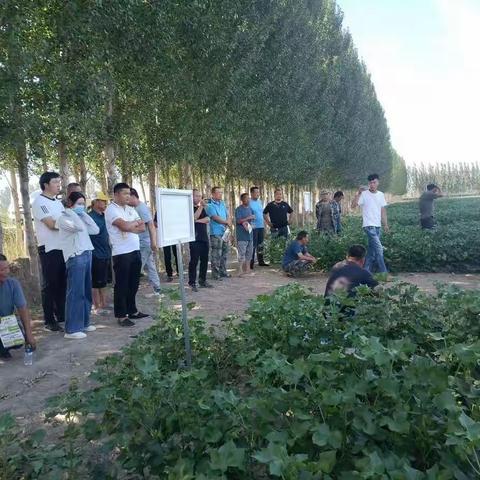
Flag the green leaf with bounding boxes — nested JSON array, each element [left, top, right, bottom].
[[318, 450, 336, 473], [209, 440, 245, 472]]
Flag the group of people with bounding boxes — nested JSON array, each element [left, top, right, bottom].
[[0, 170, 444, 359]]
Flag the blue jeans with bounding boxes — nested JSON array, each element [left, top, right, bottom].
[[140, 246, 161, 291], [66, 251, 93, 334], [363, 226, 387, 273]]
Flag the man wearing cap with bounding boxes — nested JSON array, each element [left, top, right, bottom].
[[88, 192, 112, 314], [315, 191, 335, 233], [419, 184, 443, 229]]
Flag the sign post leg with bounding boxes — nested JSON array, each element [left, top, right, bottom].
[[176, 242, 192, 368]]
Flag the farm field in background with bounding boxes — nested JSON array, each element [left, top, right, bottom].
[[266, 197, 480, 273]]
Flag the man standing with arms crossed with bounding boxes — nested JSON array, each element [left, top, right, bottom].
[[351, 174, 389, 273], [32, 172, 66, 332], [128, 188, 161, 297], [188, 189, 212, 291], [263, 189, 293, 239], [206, 187, 232, 281], [249, 186, 269, 269], [105, 183, 149, 327]]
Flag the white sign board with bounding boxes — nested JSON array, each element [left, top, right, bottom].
[[303, 191, 312, 213], [156, 188, 195, 247]]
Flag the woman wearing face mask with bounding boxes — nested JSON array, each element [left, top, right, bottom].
[[57, 191, 100, 339]]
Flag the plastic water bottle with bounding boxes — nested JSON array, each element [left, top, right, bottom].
[[24, 344, 33, 366]]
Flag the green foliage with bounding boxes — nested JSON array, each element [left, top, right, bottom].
[[388, 150, 408, 195], [266, 197, 480, 272], [3, 283, 480, 478]]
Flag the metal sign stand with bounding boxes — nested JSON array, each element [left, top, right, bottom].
[[175, 241, 192, 368]]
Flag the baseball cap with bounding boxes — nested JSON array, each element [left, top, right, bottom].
[[93, 192, 109, 201]]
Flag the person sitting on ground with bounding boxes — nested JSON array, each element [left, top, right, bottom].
[[419, 183, 443, 229], [282, 231, 317, 277], [235, 192, 255, 277], [57, 192, 100, 340], [325, 244, 378, 298], [315, 191, 335, 233], [0, 254, 36, 359]]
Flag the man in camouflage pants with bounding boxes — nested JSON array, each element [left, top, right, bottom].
[[282, 231, 317, 278], [205, 187, 232, 280]]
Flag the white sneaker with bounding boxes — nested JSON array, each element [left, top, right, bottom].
[[84, 325, 97, 332], [64, 332, 87, 340]]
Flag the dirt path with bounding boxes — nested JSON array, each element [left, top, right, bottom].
[[1, 268, 479, 425]]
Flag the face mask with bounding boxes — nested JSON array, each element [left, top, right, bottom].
[[73, 205, 85, 215]]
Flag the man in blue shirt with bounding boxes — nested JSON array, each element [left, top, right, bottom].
[[205, 186, 232, 280], [249, 186, 269, 269], [128, 189, 161, 296], [89, 192, 113, 314], [0, 254, 36, 359], [235, 193, 255, 276], [282, 231, 316, 277]]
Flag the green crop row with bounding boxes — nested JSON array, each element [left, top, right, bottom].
[[2, 283, 480, 478], [265, 197, 480, 272]]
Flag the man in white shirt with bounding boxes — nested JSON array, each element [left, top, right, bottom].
[[351, 173, 389, 273], [31, 171, 66, 332], [105, 183, 149, 327]]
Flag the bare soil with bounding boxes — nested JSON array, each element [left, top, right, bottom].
[[1, 267, 479, 426]]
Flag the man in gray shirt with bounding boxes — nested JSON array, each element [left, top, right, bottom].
[[419, 184, 443, 229], [128, 189, 161, 295]]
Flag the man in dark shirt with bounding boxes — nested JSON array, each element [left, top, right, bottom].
[[282, 231, 316, 277], [419, 184, 443, 229], [188, 190, 212, 291], [263, 189, 293, 239], [89, 193, 112, 314], [325, 245, 378, 298]]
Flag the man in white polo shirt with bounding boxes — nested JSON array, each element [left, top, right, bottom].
[[32, 171, 66, 332], [351, 173, 390, 273], [105, 183, 149, 327]]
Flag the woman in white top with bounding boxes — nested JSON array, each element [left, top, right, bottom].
[[57, 192, 99, 339]]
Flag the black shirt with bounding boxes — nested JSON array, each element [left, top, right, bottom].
[[263, 201, 293, 228], [325, 262, 378, 297], [194, 206, 209, 243]]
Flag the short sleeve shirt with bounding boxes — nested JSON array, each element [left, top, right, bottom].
[[105, 203, 140, 256], [32, 194, 65, 251], [419, 191, 440, 219], [135, 202, 154, 248], [358, 190, 387, 227], [263, 201, 293, 229], [249, 199, 265, 229], [88, 210, 112, 259], [0, 278, 27, 317], [194, 206, 209, 243], [282, 240, 307, 268], [325, 262, 378, 297], [205, 200, 229, 236], [235, 205, 254, 242]]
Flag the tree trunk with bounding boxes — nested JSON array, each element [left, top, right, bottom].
[[104, 95, 118, 194], [148, 164, 156, 212], [57, 140, 69, 193], [16, 142, 40, 286], [78, 157, 88, 193], [9, 169, 24, 249]]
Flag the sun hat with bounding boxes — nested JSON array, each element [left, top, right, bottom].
[[93, 192, 109, 201]]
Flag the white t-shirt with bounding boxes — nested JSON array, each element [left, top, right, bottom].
[[358, 190, 387, 227], [105, 203, 141, 256], [31, 194, 65, 252]]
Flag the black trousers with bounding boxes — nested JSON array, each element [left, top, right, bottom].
[[38, 247, 66, 325], [112, 250, 141, 318], [163, 245, 179, 277], [188, 241, 209, 286], [251, 228, 265, 268], [421, 216, 435, 229]]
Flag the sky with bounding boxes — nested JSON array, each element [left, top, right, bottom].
[[338, 0, 480, 166]]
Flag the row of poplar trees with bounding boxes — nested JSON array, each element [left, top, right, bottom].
[[1, 0, 405, 278]]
